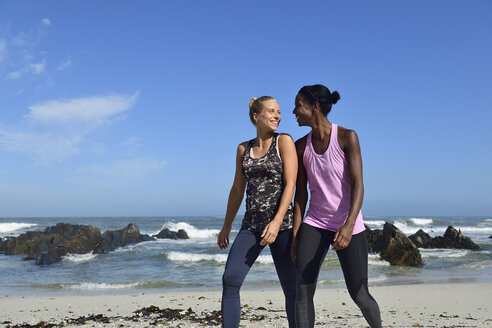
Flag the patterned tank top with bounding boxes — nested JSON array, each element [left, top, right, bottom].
[[241, 133, 294, 232]]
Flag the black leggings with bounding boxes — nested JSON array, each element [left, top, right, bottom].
[[222, 228, 297, 328], [295, 223, 382, 328]]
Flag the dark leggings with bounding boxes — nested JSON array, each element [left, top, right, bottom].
[[222, 228, 297, 328], [295, 223, 382, 328]]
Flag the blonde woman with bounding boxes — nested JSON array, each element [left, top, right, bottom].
[[218, 96, 297, 328]]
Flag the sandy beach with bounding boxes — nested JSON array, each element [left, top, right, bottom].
[[1, 283, 490, 327]]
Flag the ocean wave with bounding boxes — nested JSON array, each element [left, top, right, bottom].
[[32, 280, 185, 290], [166, 251, 273, 264], [368, 254, 389, 266], [364, 220, 385, 226], [368, 275, 387, 282], [63, 282, 140, 290], [455, 226, 492, 234], [63, 253, 98, 263], [392, 221, 423, 235], [420, 249, 470, 258], [159, 222, 220, 239], [318, 278, 345, 285], [0, 222, 38, 233], [408, 218, 433, 225]]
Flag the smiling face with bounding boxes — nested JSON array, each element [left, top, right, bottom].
[[253, 99, 281, 132], [293, 93, 314, 127]]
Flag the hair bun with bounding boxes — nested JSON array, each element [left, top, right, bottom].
[[331, 91, 340, 105], [248, 97, 257, 109]]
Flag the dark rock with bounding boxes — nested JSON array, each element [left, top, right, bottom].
[[489, 235, 492, 239], [1, 223, 101, 265], [154, 228, 189, 239], [409, 226, 479, 250], [177, 229, 189, 239], [440, 226, 479, 249], [366, 223, 422, 267], [155, 228, 178, 239], [36, 246, 67, 265], [409, 229, 435, 248], [92, 223, 154, 254]]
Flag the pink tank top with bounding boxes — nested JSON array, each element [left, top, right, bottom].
[[303, 124, 365, 234]]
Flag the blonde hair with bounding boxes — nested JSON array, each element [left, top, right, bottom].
[[248, 96, 276, 125]]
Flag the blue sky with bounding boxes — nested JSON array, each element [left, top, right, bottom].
[[0, 1, 491, 217]]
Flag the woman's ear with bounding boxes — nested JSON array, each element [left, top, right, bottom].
[[253, 112, 258, 124], [313, 102, 321, 113]]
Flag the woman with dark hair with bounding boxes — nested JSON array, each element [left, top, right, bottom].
[[217, 96, 298, 328], [291, 84, 382, 328]]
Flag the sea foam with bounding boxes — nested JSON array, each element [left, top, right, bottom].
[[64, 282, 140, 290], [0, 222, 37, 233], [63, 253, 98, 263], [166, 251, 273, 264], [408, 218, 433, 225], [420, 248, 469, 258], [159, 222, 219, 239]]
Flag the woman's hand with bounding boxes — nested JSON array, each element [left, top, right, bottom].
[[217, 225, 232, 249], [332, 222, 354, 251], [260, 220, 281, 246]]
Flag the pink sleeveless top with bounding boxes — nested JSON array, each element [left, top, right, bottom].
[[303, 124, 365, 234]]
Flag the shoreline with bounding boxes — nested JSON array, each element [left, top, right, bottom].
[[1, 282, 491, 327]]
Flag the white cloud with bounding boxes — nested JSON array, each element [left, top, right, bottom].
[[0, 91, 140, 165], [77, 157, 167, 178], [11, 31, 28, 47], [5, 59, 47, 79], [0, 128, 80, 164], [41, 18, 51, 26], [30, 59, 46, 74], [57, 59, 72, 71], [25, 91, 140, 126], [5, 70, 23, 80]]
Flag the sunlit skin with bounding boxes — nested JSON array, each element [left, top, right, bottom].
[[217, 99, 297, 249], [291, 93, 364, 259]]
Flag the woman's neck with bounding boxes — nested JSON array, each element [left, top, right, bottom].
[[255, 129, 274, 148], [311, 115, 332, 141]]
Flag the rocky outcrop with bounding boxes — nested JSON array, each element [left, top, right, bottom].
[[1, 222, 159, 265], [366, 223, 422, 267], [92, 223, 154, 254], [0, 223, 101, 265], [409, 226, 479, 250], [408, 229, 434, 248], [154, 228, 189, 240]]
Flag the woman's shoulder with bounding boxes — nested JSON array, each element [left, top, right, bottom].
[[277, 132, 294, 143], [336, 125, 360, 150], [293, 133, 309, 156], [237, 141, 250, 155]]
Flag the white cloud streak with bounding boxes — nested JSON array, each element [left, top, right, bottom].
[[0, 92, 140, 164], [5, 70, 23, 80], [30, 59, 46, 74], [57, 59, 72, 71], [41, 18, 51, 26], [5, 59, 47, 80], [0, 128, 80, 164], [25, 91, 140, 126]]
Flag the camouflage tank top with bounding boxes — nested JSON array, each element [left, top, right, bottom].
[[241, 133, 294, 232]]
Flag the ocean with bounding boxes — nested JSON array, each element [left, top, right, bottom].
[[0, 216, 491, 296]]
